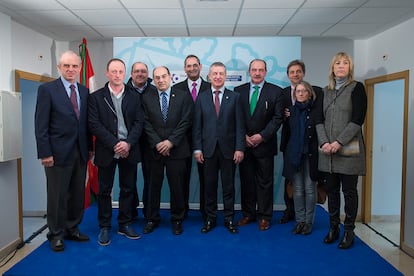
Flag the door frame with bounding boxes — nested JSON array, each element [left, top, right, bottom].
[[362, 70, 409, 251]]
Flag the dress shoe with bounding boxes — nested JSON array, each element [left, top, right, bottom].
[[50, 239, 64, 252], [98, 228, 110, 246], [143, 221, 159, 234], [201, 221, 216, 234], [279, 212, 295, 224], [292, 222, 305, 234], [172, 221, 183, 235], [259, 219, 270, 231], [323, 225, 340, 244], [237, 216, 256, 226], [118, 225, 141, 240], [65, 231, 90, 242], [225, 221, 238, 234], [301, 223, 313, 235], [338, 230, 355, 249]]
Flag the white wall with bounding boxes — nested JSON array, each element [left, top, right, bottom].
[[0, 11, 20, 257], [355, 17, 414, 249]]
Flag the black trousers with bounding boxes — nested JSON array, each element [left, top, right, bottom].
[[203, 146, 236, 223], [324, 173, 359, 231], [239, 152, 274, 221], [146, 157, 187, 223], [97, 158, 137, 228], [45, 147, 86, 240]]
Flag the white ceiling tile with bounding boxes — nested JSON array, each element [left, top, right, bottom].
[[47, 25, 104, 41], [238, 9, 295, 25], [140, 25, 188, 36], [129, 9, 185, 25], [343, 7, 411, 23], [18, 10, 85, 26], [188, 25, 235, 36], [93, 25, 145, 37], [234, 25, 280, 36], [290, 8, 355, 24], [186, 9, 238, 24], [58, 0, 123, 9], [75, 9, 135, 25], [322, 23, 381, 38], [363, 0, 414, 8], [0, 0, 62, 10], [243, 0, 303, 9], [302, 0, 366, 8], [121, 0, 182, 9], [279, 23, 332, 37], [183, 0, 242, 9]]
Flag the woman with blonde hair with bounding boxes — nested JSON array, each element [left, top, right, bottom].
[[316, 52, 367, 249]]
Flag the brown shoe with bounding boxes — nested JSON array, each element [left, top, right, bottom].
[[259, 219, 270, 231], [237, 217, 256, 226]]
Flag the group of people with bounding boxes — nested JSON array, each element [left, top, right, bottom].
[[35, 50, 367, 253]]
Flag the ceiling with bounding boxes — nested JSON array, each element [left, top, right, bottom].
[[1, 0, 414, 41]]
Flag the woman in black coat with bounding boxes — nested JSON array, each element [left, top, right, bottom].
[[282, 81, 321, 235]]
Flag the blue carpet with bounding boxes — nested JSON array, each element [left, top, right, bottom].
[[5, 206, 401, 276]]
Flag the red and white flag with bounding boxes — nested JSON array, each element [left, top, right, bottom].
[[79, 38, 98, 208]]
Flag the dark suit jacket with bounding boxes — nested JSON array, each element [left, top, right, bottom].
[[234, 81, 283, 157], [173, 78, 210, 98], [193, 88, 245, 159], [88, 82, 144, 167], [141, 86, 194, 160], [35, 77, 91, 166]]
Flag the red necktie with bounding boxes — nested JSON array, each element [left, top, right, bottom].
[[70, 84, 80, 119], [214, 90, 220, 117], [191, 82, 197, 102]]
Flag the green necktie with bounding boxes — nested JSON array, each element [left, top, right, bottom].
[[250, 85, 259, 115]]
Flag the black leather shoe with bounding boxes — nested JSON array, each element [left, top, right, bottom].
[[50, 239, 64, 252], [301, 223, 313, 235], [279, 212, 295, 224], [201, 221, 216, 234], [172, 221, 183, 235], [324, 225, 340, 244], [143, 221, 159, 234], [292, 222, 305, 234], [338, 230, 355, 249], [118, 225, 141, 239], [65, 231, 90, 242], [225, 221, 238, 234]]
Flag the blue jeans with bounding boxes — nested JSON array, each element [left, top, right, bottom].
[[292, 158, 317, 224]]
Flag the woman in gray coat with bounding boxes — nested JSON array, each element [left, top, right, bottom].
[[316, 52, 367, 249]]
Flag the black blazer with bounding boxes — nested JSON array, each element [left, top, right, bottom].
[[88, 82, 144, 167], [235, 81, 284, 157], [173, 78, 210, 98], [193, 88, 245, 159], [35, 77, 91, 166], [141, 86, 194, 160]]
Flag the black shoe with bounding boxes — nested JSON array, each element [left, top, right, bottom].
[[98, 228, 110, 246], [301, 223, 313, 235], [65, 231, 90, 242], [338, 230, 355, 249], [292, 222, 305, 234], [118, 225, 141, 240], [225, 221, 238, 234], [324, 225, 340, 244], [143, 221, 159, 234], [201, 220, 216, 234], [50, 239, 64, 252], [279, 212, 295, 224], [172, 221, 183, 235]]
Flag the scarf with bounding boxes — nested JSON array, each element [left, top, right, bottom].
[[286, 100, 312, 169]]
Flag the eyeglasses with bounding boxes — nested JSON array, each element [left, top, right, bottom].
[[295, 89, 309, 94]]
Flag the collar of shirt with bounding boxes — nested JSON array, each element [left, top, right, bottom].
[[133, 81, 147, 93], [60, 77, 77, 97], [250, 81, 264, 92], [158, 87, 171, 97], [187, 78, 201, 91], [108, 83, 125, 99]]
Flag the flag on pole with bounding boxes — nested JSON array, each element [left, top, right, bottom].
[[79, 38, 98, 208]]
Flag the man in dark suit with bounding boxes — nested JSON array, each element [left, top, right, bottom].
[[35, 50, 91, 252], [193, 62, 245, 234], [235, 59, 284, 231], [88, 58, 144, 246], [279, 59, 306, 224], [173, 54, 210, 218], [141, 66, 193, 235], [126, 61, 156, 220]]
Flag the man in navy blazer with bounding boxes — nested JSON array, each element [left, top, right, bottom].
[[173, 54, 210, 218], [193, 62, 245, 234], [88, 58, 144, 246], [141, 66, 193, 235], [234, 59, 284, 231], [35, 50, 91, 252]]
